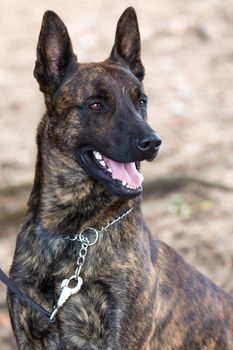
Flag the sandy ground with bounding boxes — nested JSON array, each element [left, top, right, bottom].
[[0, 0, 233, 348]]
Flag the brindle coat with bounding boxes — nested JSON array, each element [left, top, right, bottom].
[[7, 7, 233, 350]]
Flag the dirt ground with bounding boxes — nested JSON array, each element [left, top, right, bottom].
[[0, 0, 233, 348]]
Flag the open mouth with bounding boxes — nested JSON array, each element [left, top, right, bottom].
[[76, 148, 144, 198]]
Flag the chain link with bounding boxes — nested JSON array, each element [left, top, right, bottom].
[[50, 207, 133, 321], [65, 207, 133, 242], [74, 237, 89, 279], [98, 207, 133, 233], [65, 207, 133, 280]]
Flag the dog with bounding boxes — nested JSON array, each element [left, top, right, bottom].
[[7, 7, 233, 350]]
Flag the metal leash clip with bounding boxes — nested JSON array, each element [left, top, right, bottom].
[[50, 275, 83, 321], [50, 234, 93, 321]]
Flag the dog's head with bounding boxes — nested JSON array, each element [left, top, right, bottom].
[[34, 8, 161, 199]]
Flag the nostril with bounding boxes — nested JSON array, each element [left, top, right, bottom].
[[155, 139, 162, 148], [139, 140, 151, 151], [137, 133, 162, 152]]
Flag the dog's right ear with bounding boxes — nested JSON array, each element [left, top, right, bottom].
[[34, 11, 77, 94]]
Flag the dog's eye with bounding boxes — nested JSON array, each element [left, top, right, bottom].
[[89, 102, 103, 111], [138, 98, 147, 108]]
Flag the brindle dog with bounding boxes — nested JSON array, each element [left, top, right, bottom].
[[7, 7, 233, 350]]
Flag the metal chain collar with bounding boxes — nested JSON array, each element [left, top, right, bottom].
[[50, 207, 133, 321]]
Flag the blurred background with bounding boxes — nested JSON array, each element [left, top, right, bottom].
[[0, 0, 233, 348]]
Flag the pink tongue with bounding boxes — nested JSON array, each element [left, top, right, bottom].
[[103, 156, 143, 187]]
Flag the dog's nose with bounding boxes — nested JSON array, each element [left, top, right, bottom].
[[137, 133, 162, 153]]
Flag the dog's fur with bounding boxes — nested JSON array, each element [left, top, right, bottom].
[[7, 8, 233, 350]]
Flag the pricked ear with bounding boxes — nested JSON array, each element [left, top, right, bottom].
[[110, 7, 144, 81], [34, 11, 77, 93]]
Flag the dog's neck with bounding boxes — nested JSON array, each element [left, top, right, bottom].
[[27, 114, 141, 237]]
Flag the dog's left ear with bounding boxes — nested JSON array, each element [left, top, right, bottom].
[[110, 7, 144, 81], [34, 11, 77, 94]]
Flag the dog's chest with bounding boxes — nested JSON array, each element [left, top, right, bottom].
[[57, 283, 115, 348], [54, 278, 155, 350], [19, 223, 155, 349]]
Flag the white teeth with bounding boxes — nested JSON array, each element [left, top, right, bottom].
[[93, 151, 102, 160], [122, 180, 126, 186], [93, 151, 112, 172]]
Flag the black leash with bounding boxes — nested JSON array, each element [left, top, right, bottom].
[[0, 267, 53, 322]]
